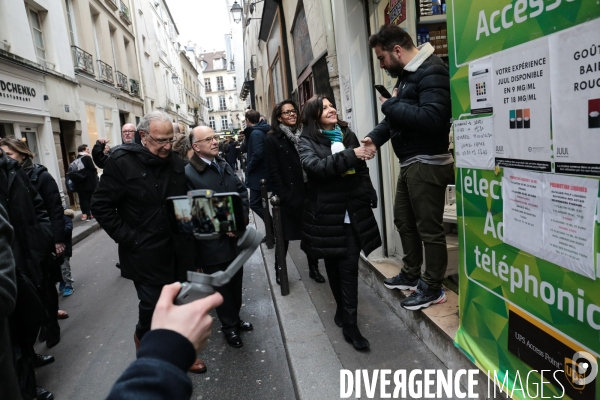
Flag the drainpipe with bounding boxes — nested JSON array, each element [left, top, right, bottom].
[[131, 0, 146, 113], [319, 0, 341, 110]]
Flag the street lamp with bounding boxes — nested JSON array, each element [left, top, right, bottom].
[[171, 72, 180, 85], [230, 1, 243, 23], [229, 95, 233, 103]]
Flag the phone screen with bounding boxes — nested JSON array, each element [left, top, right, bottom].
[[167, 193, 245, 235]]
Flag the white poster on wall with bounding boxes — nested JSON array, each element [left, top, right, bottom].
[[492, 37, 552, 172], [549, 18, 600, 177], [502, 168, 544, 257], [542, 174, 598, 279], [454, 117, 494, 170], [468, 57, 493, 114]]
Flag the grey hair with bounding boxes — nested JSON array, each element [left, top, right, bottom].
[[136, 111, 172, 133]]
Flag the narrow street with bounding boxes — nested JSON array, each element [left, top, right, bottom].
[[33, 221, 457, 400]]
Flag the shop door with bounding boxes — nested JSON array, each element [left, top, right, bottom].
[[20, 126, 40, 164]]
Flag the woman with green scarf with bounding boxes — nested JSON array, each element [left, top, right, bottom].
[[298, 95, 382, 350]]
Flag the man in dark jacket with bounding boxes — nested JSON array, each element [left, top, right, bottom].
[[225, 138, 239, 171], [92, 123, 137, 168], [186, 126, 251, 348], [363, 24, 454, 311], [74, 144, 99, 221], [244, 109, 271, 220], [91, 111, 205, 373]]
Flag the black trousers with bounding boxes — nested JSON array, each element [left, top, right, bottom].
[[40, 276, 59, 329], [249, 189, 263, 220], [323, 225, 361, 325], [78, 190, 94, 216], [133, 282, 163, 340], [201, 261, 243, 334], [276, 240, 319, 267]]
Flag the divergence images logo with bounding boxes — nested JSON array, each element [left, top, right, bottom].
[[509, 109, 530, 129], [565, 351, 598, 390], [589, 98, 600, 128]]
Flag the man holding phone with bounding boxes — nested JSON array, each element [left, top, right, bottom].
[[186, 126, 251, 348], [362, 24, 454, 311], [92, 123, 137, 169]]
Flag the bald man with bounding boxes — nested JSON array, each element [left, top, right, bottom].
[[185, 126, 251, 348], [92, 123, 137, 169]]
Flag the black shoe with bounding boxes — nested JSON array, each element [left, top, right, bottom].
[[224, 331, 243, 348], [334, 307, 343, 328], [342, 324, 370, 350], [38, 326, 48, 343], [383, 272, 418, 290], [36, 386, 54, 400], [46, 325, 60, 349], [308, 264, 325, 283], [34, 353, 55, 368], [275, 265, 281, 285], [400, 280, 447, 311], [238, 321, 253, 331]]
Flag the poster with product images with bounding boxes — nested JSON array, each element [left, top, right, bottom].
[[550, 19, 600, 177], [454, 117, 494, 170], [468, 57, 493, 114], [542, 174, 598, 279], [492, 38, 552, 172], [502, 168, 544, 257]]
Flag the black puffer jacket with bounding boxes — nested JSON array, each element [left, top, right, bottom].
[[265, 128, 305, 241], [185, 154, 249, 266], [0, 150, 53, 286], [91, 144, 193, 285], [26, 164, 65, 243], [298, 124, 381, 258], [367, 45, 451, 163], [76, 153, 99, 191]]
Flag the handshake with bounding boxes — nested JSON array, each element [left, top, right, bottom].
[[354, 137, 378, 161]]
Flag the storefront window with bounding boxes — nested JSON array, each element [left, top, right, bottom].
[[0, 123, 14, 138], [85, 104, 99, 145], [22, 129, 40, 164]]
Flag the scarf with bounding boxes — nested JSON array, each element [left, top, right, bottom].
[[19, 157, 34, 171], [280, 124, 307, 183], [320, 125, 355, 176]]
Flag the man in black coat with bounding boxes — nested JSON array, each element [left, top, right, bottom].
[[91, 111, 205, 373], [363, 24, 454, 311], [74, 144, 99, 221], [244, 109, 271, 220], [186, 126, 251, 348], [92, 123, 137, 168]]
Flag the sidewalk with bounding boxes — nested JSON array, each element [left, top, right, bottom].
[[71, 210, 102, 245], [253, 213, 471, 400]]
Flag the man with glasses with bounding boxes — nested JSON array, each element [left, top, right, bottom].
[[91, 111, 207, 373], [185, 126, 251, 348], [92, 123, 138, 169]]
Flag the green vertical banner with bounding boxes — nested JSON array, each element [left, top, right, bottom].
[[448, 1, 600, 399]]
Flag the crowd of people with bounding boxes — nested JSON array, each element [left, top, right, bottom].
[[0, 23, 453, 399]]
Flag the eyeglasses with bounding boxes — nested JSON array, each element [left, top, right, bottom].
[[122, 130, 136, 134], [193, 135, 219, 144], [144, 132, 177, 146], [281, 110, 298, 116]]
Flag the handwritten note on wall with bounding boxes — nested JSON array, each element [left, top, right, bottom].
[[454, 117, 495, 170]]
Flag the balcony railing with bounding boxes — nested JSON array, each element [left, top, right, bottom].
[[97, 60, 114, 84], [119, 1, 131, 24], [105, 0, 118, 10], [71, 46, 94, 75], [129, 78, 140, 96], [219, 106, 227, 111], [116, 71, 127, 90]]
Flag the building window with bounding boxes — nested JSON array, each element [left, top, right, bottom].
[[208, 116, 215, 130], [217, 76, 224, 91], [65, 0, 77, 46], [205, 78, 211, 92], [206, 97, 212, 109], [221, 115, 229, 131], [27, 8, 46, 61], [218, 95, 226, 111], [233, 77, 236, 89]]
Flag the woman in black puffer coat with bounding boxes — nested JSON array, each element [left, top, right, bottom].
[[265, 99, 325, 285], [0, 138, 65, 349], [298, 95, 381, 350]]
